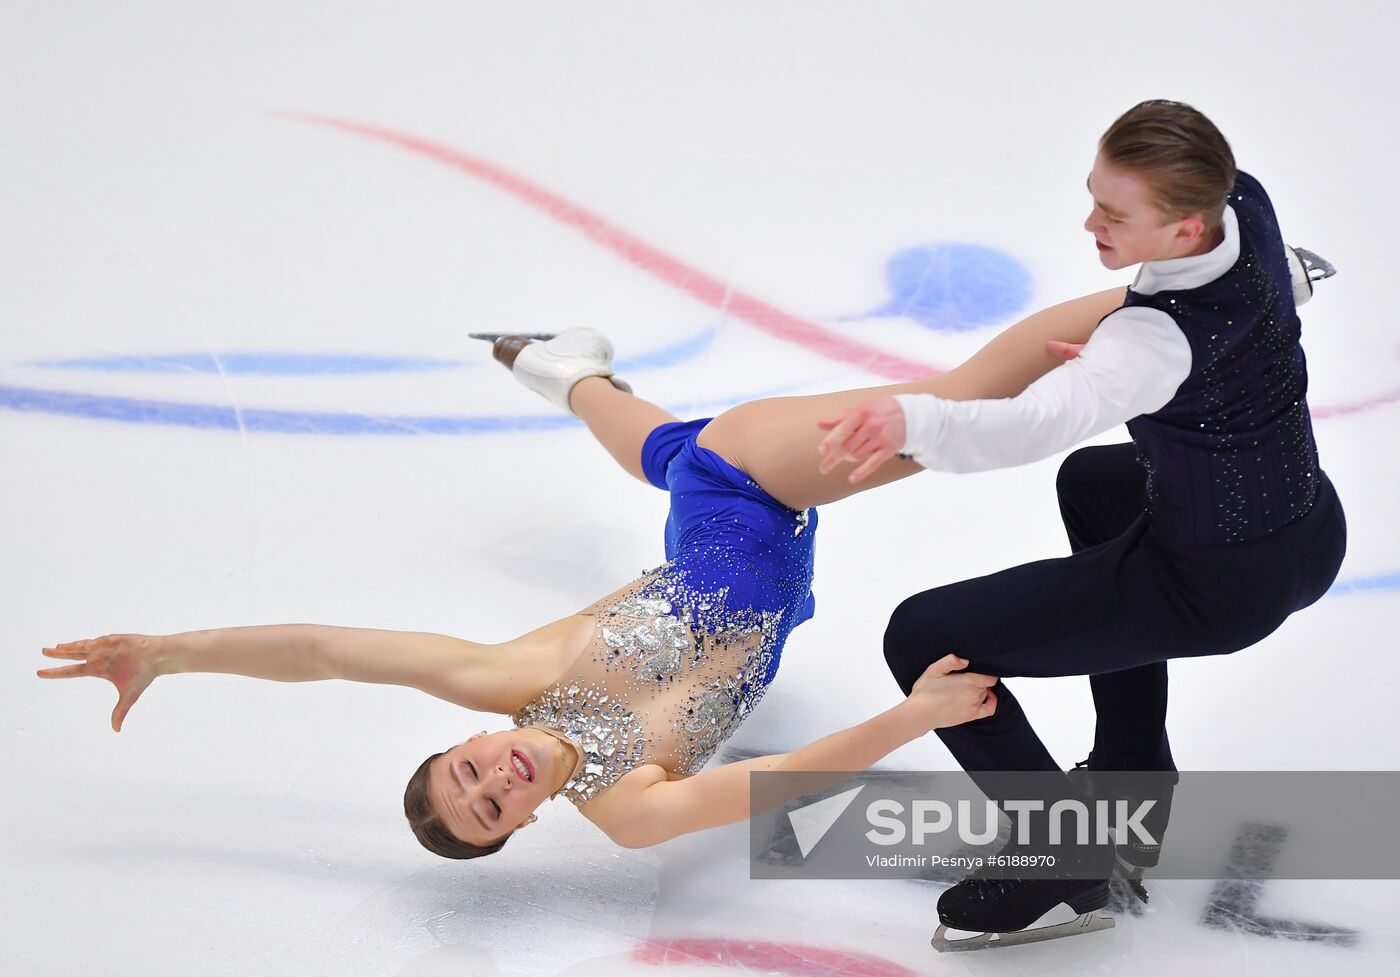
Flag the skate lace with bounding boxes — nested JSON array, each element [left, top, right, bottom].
[[961, 876, 1029, 901]]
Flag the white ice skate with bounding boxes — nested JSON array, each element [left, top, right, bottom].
[[472, 328, 633, 415], [1287, 245, 1337, 306]]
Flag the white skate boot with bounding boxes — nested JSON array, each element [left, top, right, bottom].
[[474, 329, 633, 415], [1286, 245, 1336, 306]]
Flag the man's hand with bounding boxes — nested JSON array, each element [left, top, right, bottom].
[[816, 340, 1086, 482], [1046, 339, 1086, 360], [816, 395, 907, 483]]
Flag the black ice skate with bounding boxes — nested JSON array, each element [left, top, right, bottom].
[[1068, 757, 1179, 905], [931, 875, 1115, 952]]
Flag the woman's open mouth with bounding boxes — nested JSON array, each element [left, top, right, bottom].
[[510, 749, 534, 782]]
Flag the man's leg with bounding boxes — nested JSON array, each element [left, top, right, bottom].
[[1053, 444, 1176, 876], [882, 505, 1301, 781], [882, 528, 1163, 938], [883, 522, 1157, 790], [1054, 444, 1175, 774]]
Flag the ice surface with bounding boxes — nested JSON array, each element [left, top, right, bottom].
[[4, 2, 1397, 974]]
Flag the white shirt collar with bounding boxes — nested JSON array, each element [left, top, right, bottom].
[[1131, 205, 1240, 295]]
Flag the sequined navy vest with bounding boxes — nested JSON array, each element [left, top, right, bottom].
[[1122, 172, 1321, 544]]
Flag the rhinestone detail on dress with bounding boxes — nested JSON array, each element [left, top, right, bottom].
[[512, 561, 786, 805]]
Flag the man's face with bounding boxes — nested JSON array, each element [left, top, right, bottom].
[[1084, 155, 1206, 270]]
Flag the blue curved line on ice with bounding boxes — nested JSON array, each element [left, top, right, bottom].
[[24, 327, 718, 377], [0, 370, 818, 435], [0, 384, 574, 434], [613, 326, 716, 371], [26, 352, 466, 375], [1327, 572, 1400, 596]]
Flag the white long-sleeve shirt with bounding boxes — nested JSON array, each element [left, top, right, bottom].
[[893, 308, 1192, 472], [891, 207, 1253, 473]]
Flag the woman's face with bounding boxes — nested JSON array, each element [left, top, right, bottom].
[[1084, 154, 1210, 270], [427, 728, 568, 846]]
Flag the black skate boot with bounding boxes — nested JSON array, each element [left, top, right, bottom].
[[932, 872, 1114, 951], [1068, 756, 1179, 905]]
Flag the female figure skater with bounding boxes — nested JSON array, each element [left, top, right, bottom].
[[36, 286, 1130, 859], [820, 100, 1346, 950]]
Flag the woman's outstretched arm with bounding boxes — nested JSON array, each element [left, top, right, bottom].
[[35, 622, 566, 730], [583, 654, 997, 848]]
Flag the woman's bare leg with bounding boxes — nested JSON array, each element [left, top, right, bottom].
[[568, 377, 681, 484], [697, 287, 1128, 510]]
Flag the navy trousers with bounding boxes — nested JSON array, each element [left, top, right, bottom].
[[883, 443, 1347, 787]]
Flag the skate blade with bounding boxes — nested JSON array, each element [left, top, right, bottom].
[[1114, 851, 1150, 905], [468, 332, 557, 343], [931, 913, 1114, 952], [1290, 246, 1337, 281]]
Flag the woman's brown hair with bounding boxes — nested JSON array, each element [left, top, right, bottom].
[[404, 751, 510, 859], [1099, 100, 1237, 233]]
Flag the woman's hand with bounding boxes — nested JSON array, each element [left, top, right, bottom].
[[37, 634, 166, 732], [905, 653, 998, 731], [816, 395, 906, 482]]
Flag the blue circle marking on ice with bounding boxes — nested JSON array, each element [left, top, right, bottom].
[[865, 243, 1032, 332]]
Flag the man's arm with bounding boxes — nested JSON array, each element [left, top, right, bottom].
[[817, 287, 1130, 481], [894, 305, 1192, 473]]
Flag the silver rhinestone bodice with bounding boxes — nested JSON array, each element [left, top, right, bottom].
[[511, 562, 784, 805]]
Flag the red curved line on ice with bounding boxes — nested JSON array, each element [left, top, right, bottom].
[[281, 112, 936, 381], [632, 937, 918, 977], [1309, 386, 1400, 419], [280, 113, 1394, 419]]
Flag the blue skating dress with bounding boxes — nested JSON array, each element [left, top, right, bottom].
[[511, 417, 817, 805]]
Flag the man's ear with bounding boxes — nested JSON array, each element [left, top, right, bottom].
[[1175, 213, 1207, 246]]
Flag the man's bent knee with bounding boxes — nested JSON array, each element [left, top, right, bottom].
[[883, 593, 949, 696]]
